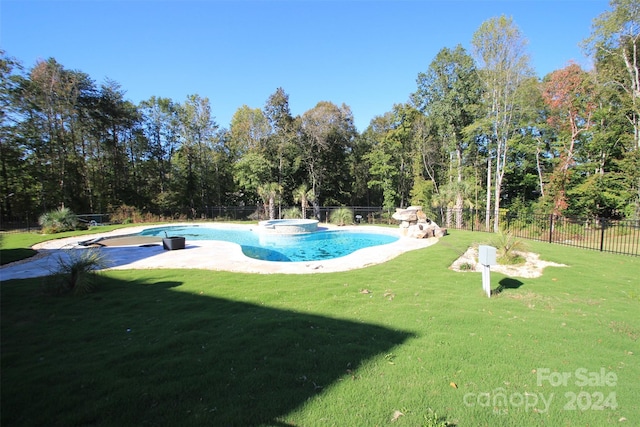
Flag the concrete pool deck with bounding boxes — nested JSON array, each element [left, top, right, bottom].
[[0, 223, 439, 280]]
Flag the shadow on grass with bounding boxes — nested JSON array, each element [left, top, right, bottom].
[[1, 275, 414, 426], [0, 248, 38, 265], [491, 278, 525, 296]]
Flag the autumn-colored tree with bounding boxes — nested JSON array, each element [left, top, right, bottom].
[[541, 63, 596, 216]]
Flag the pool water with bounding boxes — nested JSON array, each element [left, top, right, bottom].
[[139, 225, 399, 262]]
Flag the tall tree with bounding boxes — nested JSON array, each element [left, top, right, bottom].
[[175, 95, 218, 214], [503, 76, 551, 203], [364, 112, 401, 210], [89, 79, 142, 210], [586, 0, 640, 148], [541, 63, 597, 216], [349, 130, 376, 206], [139, 96, 181, 207], [0, 52, 24, 224], [23, 58, 96, 212], [412, 45, 483, 227], [229, 105, 272, 205], [408, 113, 441, 213], [585, 0, 640, 217], [263, 88, 301, 206], [472, 15, 533, 231], [300, 101, 356, 216], [229, 105, 271, 159]]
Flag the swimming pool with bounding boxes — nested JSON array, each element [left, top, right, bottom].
[[138, 225, 399, 262]]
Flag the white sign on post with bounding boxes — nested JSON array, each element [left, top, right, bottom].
[[478, 245, 497, 298]]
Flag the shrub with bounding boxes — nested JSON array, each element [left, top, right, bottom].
[[282, 207, 302, 219], [38, 207, 79, 233], [109, 204, 142, 224], [459, 262, 475, 271], [489, 229, 528, 264], [329, 207, 353, 226], [46, 248, 109, 295], [380, 209, 395, 224]]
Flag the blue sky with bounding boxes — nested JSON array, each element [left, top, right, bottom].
[[2, 0, 610, 131]]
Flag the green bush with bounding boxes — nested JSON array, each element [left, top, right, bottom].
[[459, 262, 475, 271], [329, 207, 353, 226], [38, 207, 80, 233], [282, 207, 302, 219], [489, 229, 528, 264], [45, 248, 109, 295]]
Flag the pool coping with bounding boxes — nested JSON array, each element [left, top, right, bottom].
[[1, 223, 439, 280]]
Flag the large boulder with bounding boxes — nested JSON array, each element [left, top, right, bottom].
[[392, 206, 446, 239], [392, 206, 422, 222]]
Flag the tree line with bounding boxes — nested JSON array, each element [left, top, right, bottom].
[[1, 1, 639, 229]]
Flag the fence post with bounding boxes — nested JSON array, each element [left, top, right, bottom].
[[600, 217, 606, 252], [471, 209, 475, 232], [548, 214, 554, 243]]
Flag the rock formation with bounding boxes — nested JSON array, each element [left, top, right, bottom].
[[391, 206, 447, 238]]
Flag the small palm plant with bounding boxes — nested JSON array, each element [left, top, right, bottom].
[[48, 248, 109, 295], [329, 207, 354, 226], [258, 182, 282, 220], [293, 184, 315, 219], [39, 207, 79, 233], [490, 228, 528, 264]]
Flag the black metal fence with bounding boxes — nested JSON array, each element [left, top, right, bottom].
[[2, 206, 639, 256], [432, 208, 640, 257], [201, 205, 395, 224], [0, 217, 40, 233]]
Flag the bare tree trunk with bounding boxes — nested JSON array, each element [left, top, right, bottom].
[[535, 139, 545, 197], [268, 195, 275, 220], [485, 156, 491, 232], [455, 147, 463, 228]]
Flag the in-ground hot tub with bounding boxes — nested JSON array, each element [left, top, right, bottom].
[[257, 219, 319, 234]]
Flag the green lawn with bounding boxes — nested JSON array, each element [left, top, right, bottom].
[[0, 224, 144, 265], [1, 229, 638, 426]]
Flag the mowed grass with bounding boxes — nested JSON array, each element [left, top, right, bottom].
[[1, 230, 639, 426], [0, 224, 145, 265]]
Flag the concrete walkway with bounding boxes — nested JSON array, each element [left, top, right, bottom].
[[0, 223, 438, 280]]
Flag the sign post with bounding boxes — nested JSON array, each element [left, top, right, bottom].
[[478, 245, 497, 298]]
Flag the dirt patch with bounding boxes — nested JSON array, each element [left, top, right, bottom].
[[450, 246, 567, 278]]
